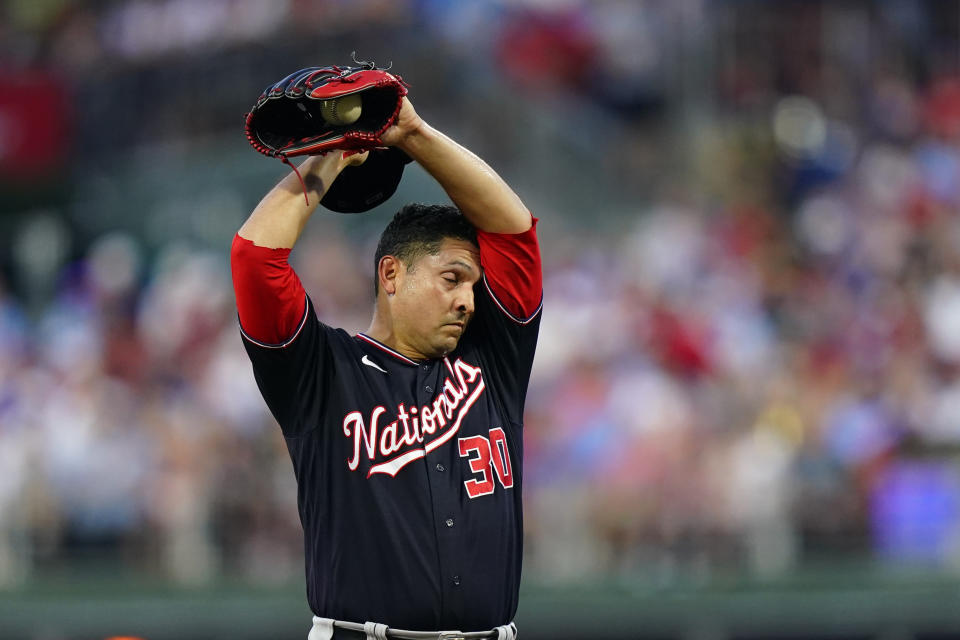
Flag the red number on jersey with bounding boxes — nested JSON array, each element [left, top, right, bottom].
[[458, 427, 514, 499], [458, 435, 495, 498], [488, 427, 514, 489]]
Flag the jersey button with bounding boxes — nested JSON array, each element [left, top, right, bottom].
[[445, 518, 454, 527], [436, 463, 445, 472], [452, 575, 460, 586]]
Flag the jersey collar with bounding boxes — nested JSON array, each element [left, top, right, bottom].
[[355, 333, 420, 366]]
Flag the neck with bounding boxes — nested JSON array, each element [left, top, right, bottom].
[[366, 304, 421, 361], [365, 309, 393, 349]]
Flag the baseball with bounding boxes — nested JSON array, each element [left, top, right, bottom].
[[320, 94, 362, 125]]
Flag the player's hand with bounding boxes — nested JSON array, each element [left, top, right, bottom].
[[308, 149, 367, 175], [300, 149, 368, 189], [340, 149, 369, 169], [380, 97, 424, 149]]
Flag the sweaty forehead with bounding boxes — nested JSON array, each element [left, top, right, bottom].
[[423, 238, 480, 271]]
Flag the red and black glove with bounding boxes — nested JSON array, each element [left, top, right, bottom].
[[244, 60, 411, 213]]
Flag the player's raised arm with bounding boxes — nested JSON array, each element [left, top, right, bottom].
[[232, 151, 366, 346], [238, 151, 367, 249], [381, 98, 531, 235]]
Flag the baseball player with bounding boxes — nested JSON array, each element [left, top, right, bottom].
[[231, 95, 542, 639]]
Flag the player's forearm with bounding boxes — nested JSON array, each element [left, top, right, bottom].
[[397, 123, 531, 234], [238, 154, 347, 249]]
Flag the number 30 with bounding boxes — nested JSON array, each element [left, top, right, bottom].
[[458, 427, 514, 498]]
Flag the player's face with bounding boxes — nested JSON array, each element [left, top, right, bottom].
[[393, 238, 481, 359]]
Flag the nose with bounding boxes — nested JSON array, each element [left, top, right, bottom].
[[455, 287, 474, 316]]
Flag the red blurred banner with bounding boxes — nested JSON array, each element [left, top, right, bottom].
[[0, 68, 71, 179]]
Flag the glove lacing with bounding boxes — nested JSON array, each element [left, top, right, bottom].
[[279, 154, 311, 206]]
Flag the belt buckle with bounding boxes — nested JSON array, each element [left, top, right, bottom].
[[438, 633, 464, 640]]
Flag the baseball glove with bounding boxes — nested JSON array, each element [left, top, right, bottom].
[[244, 59, 410, 212]]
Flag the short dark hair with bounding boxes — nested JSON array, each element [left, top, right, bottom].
[[373, 203, 478, 295]]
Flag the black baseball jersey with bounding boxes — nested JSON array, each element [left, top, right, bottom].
[[241, 270, 542, 631]]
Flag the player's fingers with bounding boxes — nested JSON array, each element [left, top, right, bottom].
[[342, 149, 369, 167]]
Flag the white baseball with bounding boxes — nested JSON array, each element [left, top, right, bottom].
[[320, 94, 362, 125]]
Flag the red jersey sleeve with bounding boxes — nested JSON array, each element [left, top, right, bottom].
[[476, 217, 542, 321], [230, 233, 308, 345]]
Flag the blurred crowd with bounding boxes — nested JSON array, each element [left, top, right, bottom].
[[4, 0, 960, 590]]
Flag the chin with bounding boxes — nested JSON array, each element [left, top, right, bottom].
[[433, 338, 460, 358]]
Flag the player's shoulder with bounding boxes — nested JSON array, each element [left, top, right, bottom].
[[311, 325, 378, 373], [293, 311, 361, 358], [324, 325, 362, 351]]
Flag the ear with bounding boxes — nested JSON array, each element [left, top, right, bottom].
[[378, 255, 402, 296]]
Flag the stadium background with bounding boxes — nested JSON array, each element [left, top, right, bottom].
[[4, 0, 960, 638]]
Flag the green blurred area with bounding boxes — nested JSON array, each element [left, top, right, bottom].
[[5, 567, 960, 640]]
